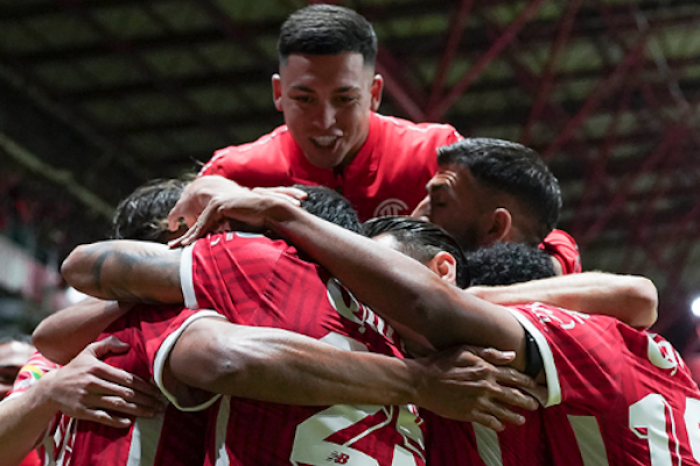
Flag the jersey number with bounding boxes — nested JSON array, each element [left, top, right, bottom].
[[629, 394, 700, 465], [290, 404, 424, 466]]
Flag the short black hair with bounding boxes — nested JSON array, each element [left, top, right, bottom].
[[278, 4, 377, 67], [364, 216, 469, 288], [438, 138, 561, 242], [464, 242, 555, 287], [111, 178, 187, 243], [295, 184, 363, 234]]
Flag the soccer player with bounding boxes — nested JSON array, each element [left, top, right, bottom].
[[179, 186, 695, 465], [411, 138, 581, 274], [197, 4, 461, 221], [60, 186, 538, 465]]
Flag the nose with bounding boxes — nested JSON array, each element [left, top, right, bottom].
[[313, 102, 337, 129], [411, 195, 431, 220]]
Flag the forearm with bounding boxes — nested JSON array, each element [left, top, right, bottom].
[[468, 271, 658, 329], [33, 298, 130, 364], [169, 318, 420, 406], [0, 377, 58, 466], [265, 203, 525, 358], [61, 241, 183, 303]]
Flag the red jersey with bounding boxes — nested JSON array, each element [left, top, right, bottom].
[[62, 305, 220, 466], [540, 229, 582, 274], [199, 112, 462, 221], [178, 231, 426, 466], [427, 303, 700, 465]]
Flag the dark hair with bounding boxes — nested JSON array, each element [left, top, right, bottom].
[[364, 216, 469, 288], [438, 138, 561, 242], [111, 178, 187, 243], [278, 4, 377, 67], [295, 184, 363, 234], [465, 242, 555, 287]]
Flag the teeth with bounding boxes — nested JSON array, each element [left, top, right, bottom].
[[312, 136, 338, 147]]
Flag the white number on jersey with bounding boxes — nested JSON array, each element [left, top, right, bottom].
[[291, 404, 424, 466]]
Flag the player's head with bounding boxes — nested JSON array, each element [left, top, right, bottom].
[[111, 178, 187, 244], [295, 184, 363, 234], [414, 137, 561, 250], [364, 216, 469, 289], [0, 332, 34, 400], [273, 4, 383, 170], [463, 242, 556, 287]]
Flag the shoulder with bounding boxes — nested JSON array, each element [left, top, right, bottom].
[[198, 126, 293, 180], [373, 113, 462, 143], [540, 229, 581, 274]]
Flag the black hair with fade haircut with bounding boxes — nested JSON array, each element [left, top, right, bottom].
[[363, 216, 469, 289], [111, 178, 187, 244], [278, 4, 378, 67], [465, 242, 555, 287], [295, 184, 363, 234], [438, 138, 562, 243]]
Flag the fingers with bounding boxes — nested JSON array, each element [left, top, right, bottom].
[[491, 385, 539, 411], [468, 346, 516, 365], [90, 362, 162, 399], [491, 365, 538, 390], [88, 336, 130, 358], [75, 408, 133, 429], [253, 186, 307, 204]]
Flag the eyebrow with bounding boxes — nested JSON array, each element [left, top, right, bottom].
[[289, 85, 361, 94]]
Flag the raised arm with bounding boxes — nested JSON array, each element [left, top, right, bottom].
[[164, 317, 537, 429], [468, 272, 658, 329], [61, 240, 183, 304]]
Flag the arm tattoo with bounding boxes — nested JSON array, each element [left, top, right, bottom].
[[84, 242, 181, 303]]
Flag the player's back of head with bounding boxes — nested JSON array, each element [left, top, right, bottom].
[[364, 216, 469, 288], [111, 178, 187, 243], [438, 138, 561, 243], [295, 184, 363, 234], [278, 4, 377, 67], [465, 242, 555, 287]]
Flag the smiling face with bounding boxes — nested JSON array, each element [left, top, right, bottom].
[[272, 52, 383, 170]]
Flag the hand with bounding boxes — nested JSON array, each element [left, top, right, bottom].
[[167, 176, 251, 231], [40, 336, 163, 428], [169, 186, 302, 248], [411, 345, 538, 430]]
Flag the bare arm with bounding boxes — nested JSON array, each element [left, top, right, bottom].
[[0, 338, 161, 466], [468, 271, 658, 329], [166, 317, 537, 429], [61, 240, 183, 304], [33, 298, 133, 364], [172, 192, 528, 371]]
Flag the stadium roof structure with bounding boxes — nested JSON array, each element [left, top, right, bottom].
[[0, 0, 698, 349]]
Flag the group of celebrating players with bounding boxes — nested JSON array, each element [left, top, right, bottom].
[[2, 4, 700, 466]]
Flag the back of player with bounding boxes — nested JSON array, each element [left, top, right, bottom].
[[179, 231, 426, 466], [63, 305, 211, 466], [427, 303, 700, 465]]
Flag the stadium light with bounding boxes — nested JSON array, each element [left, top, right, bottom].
[[692, 296, 700, 318]]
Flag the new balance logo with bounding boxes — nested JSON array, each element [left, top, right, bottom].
[[327, 451, 350, 464]]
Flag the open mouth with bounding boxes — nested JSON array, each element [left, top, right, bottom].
[[310, 136, 340, 148]]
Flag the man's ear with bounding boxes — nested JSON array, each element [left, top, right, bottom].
[[370, 74, 384, 111], [426, 251, 457, 287], [482, 208, 513, 244], [272, 74, 283, 111]]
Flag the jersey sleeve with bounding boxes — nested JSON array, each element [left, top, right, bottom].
[[3, 352, 60, 402], [540, 229, 582, 275], [507, 303, 620, 411], [180, 232, 285, 321]]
